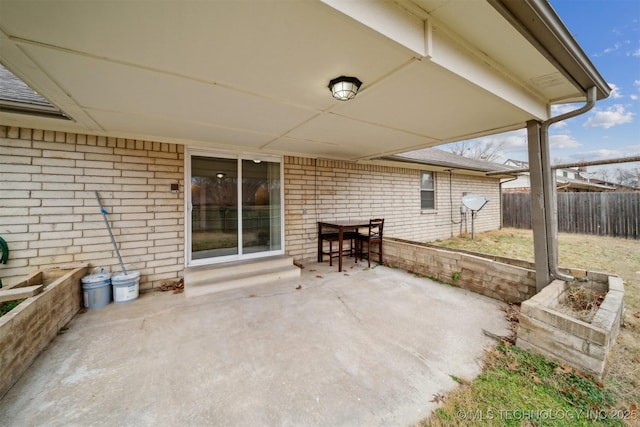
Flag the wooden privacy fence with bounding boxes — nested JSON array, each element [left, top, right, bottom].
[[502, 192, 640, 239]]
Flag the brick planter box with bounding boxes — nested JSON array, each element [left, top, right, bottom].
[[381, 237, 623, 377], [0, 265, 87, 398], [383, 238, 537, 303], [516, 274, 624, 378]]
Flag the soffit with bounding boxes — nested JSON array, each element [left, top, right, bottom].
[[409, 0, 582, 102], [0, 0, 594, 161]]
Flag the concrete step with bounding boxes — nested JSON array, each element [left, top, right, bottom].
[[184, 255, 301, 298], [185, 255, 295, 284]]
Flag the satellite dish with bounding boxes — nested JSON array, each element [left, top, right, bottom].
[[462, 194, 489, 212], [461, 194, 489, 240]]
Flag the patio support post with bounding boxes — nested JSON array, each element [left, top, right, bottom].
[[526, 119, 552, 292]]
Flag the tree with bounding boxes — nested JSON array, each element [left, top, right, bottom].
[[614, 167, 638, 187], [446, 140, 505, 162], [593, 168, 611, 182]]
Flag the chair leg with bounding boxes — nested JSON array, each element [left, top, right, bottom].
[[365, 240, 382, 266], [354, 239, 358, 263], [329, 241, 333, 266]]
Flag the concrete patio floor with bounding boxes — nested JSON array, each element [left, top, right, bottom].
[[0, 261, 510, 426]]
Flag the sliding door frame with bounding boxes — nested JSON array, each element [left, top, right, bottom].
[[185, 147, 285, 267]]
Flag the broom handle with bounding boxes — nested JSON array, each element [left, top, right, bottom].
[[94, 192, 127, 275]]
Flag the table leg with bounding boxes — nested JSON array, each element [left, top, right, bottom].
[[338, 226, 343, 272], [317, 222, 322, 262]]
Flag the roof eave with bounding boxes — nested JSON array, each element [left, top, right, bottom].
[[0, 99, 69, 120], [373, 155, 517, 179], [488, 0, 611, 101]]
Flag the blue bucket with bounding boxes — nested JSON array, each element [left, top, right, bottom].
[[81, 270, 112, 309]]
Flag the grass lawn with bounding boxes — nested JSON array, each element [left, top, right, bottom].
[[422, 228, 639, 426]]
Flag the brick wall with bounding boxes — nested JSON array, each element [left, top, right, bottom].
[[0, 266, 87, 398], [517, 276, 624, 377], [383, 238, 537, 302], [0, 126, 184, 291], [284, 156, 502, 261], [1, 126, 502, 287]]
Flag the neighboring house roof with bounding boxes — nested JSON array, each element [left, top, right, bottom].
[[501, 159, 616, 191], [504, 159, 528, 168], [555, 176, 615, 192], [0, 0, 609, 160], [584, 178, 639, 192]]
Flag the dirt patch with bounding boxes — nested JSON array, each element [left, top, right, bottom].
[[159, 278, 184, 294], [556, 285, 606, 323], [0, 299, 24, 317]]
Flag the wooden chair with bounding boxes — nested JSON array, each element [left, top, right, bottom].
[[320, 230, 356, 267], [357, 218, 384, 267]]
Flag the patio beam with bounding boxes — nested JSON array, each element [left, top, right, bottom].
[[527, 87, 598, 292], [526, 120, 552, 291]]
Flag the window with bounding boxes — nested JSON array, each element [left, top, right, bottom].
[[420, 171, 435, 210]]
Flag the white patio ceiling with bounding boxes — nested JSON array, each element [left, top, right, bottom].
[[0, 0, 602, 161]]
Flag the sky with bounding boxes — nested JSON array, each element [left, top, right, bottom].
[[443, 0, 640, 180]]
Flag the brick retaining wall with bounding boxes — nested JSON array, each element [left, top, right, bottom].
[[517, 276, 624, 377], [0, 266, 87, 398], [383, 238, 537, 302]]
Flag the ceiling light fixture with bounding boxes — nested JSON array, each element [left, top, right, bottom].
[[216, 172, 225, 179], [328, 76, 362, 101]]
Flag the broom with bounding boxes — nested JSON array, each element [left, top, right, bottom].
[[94, 192, 128, 275]]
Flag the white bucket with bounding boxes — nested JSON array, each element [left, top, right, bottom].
[[81, 270, 112, 309], [111, 270, 140, 304]]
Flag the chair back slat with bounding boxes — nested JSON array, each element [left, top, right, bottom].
[[357, 218, 384, 267], [369, 218, 384, 239]]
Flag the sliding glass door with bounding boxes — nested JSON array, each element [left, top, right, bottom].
[[191, 156, 239, 260], [188, 152, 283, 264], [241, 159, 282, 255]]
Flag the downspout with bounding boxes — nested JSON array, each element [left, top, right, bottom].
[[540, 86, 597, 281], [447, 170, 463, 226], [498, 175, 518, 229]]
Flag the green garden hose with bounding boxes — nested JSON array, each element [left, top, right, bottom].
[[0, 236, 8, 288], [0, 237, 8, 265]]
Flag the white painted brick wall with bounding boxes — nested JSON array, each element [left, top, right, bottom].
[[0, 126, 184, 290]]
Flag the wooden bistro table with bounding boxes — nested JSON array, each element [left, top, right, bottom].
[[318, 219, 370, 272]]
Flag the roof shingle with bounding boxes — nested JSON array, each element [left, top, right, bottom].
[[0, 63, 52, 105], [388, 148, 515, 173]]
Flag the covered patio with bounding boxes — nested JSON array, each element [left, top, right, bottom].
[[0, 1, 611, 423], [0, 0, 610, 289], [0, 262, 510, 426]]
